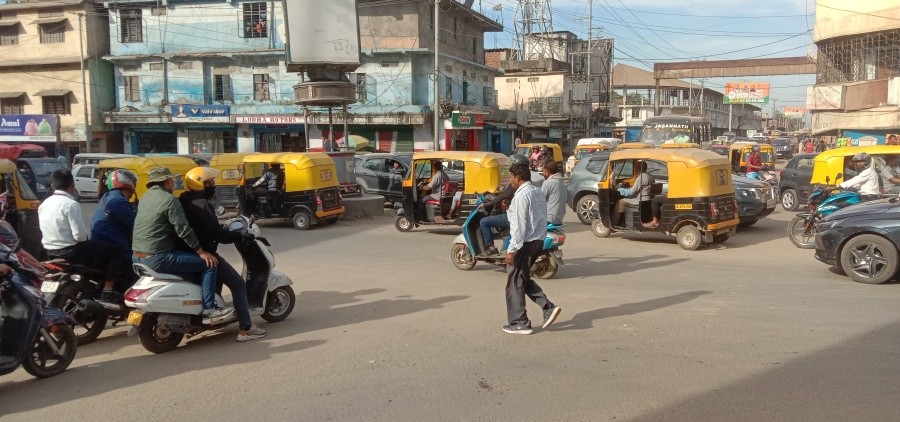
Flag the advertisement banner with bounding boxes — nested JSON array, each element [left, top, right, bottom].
[[783, 107, 805, 117], [450, 112, 485, 129], [723, 82, 770, 104], [284, 0, 361, 67], [0, 114, 59, 142], [170, 105, 230, 123]]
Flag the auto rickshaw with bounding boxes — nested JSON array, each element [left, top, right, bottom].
[[810, 145, 900, 186], [729, 142, 775, 174], [97, 156, 197, 199], [616, 142, 655, 150], [237, 153, 345, 230], [209, 152, 256, 211], [568, 140, 613, 171], [395, 151, 510, 232], [591, 148, 740, 250], [514, 143, 563, 171], [0, 159, 42, 257]]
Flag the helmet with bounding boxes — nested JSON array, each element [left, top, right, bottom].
[[852, 152, 871, 163], [0, 220, 20, 251], [751, 145, 761, 152], [106, 169, 137, 192], [509, 154, 529, 165], [184, 167, 220, 192]]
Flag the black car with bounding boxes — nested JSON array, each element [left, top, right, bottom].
[[815, 198, 900, 284], [733, 174, 777, 227], [772, 138, 794, 159], [566, 152, 612, 224], [355, 153, 411, 203], [778, 153, 816, 211]]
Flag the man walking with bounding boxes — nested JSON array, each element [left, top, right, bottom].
[[502, 162, 561, 335]]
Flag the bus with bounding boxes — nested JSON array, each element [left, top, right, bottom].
[[632, 115, 712, 148]]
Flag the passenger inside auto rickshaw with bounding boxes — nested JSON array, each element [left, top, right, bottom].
[[612, 160, 654, 226]]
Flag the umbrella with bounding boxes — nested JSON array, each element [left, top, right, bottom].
[[336, 134, 371, 150]]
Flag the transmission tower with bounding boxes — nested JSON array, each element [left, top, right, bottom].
[[514, 0, 555, 60]]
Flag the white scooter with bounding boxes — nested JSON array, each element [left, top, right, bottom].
[[124, 216, 295, 354]]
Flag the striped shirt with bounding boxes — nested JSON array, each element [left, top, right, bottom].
[[507, 181, 548, 253]]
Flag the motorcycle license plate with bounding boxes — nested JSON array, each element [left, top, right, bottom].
[[40, 281, 59, 293], [126, 311, 143, 326]]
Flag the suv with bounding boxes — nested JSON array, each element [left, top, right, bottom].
[[772, 138, 794, 159], [566, 152, 611, 224], [733, 174, 777, 227], [778, 153, 815, 211]]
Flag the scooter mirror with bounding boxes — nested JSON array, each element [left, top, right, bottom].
[[836, 173, 843, 182], [826, 176, 831, 184]]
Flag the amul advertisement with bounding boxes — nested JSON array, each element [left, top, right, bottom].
[[0, 114, 59, 142], [723, 82, 770, 105]]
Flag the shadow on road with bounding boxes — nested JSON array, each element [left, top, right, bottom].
[[560, 255, 690, 279], [549, 291, 712, 332]]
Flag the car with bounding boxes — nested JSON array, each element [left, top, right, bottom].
[[772, 138, 794, 159], [778, 153, 816, 211], [72, 164, 100, 201], [733, 174, 777, 227], [566, 151, 611, 224], [709, 144, 729, 156], [815, 199, 900, 284]]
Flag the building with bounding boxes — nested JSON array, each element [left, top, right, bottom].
[[609, 64, 761, 140], [0, 0, 114, 157], [808, 1, 900, 143]]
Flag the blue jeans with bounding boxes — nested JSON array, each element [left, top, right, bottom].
[[480, 214, 509, 247], [142, 251, 218, 310], [215, 254, 252, 330]]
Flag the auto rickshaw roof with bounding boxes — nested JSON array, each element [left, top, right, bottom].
[[608, 147, 730, 167], [518, 143, 560, 150], [209, 152, 258, 166], [411, 151, 510, 166], [730, 141, 772, 150], [814, 145, 900, 161], [242, 152, 335, 169], [97, 156, 198, 172]]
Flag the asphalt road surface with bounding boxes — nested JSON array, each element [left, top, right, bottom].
[[2, 200, 899, 421]]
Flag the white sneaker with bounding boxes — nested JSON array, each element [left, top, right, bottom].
[[236, 324, 267, 342], [202, 307, 235, 324]]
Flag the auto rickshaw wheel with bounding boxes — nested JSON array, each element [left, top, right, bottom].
[[291, 211, 311, 231], [395, 215, 413, 232], [451, 243, 476, 270], [676, 225, 702, 251], [591, 219, 611, 238]]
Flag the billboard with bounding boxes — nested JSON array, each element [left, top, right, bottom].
[[0, 114, 59, 142], [723, 82, 770, 105], [284, 0, 361, 68], [170, 105, 230, 123], [783, 107, 806, 117]]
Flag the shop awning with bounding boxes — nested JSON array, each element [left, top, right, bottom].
[[0, 92, 24, 99], [0, 20, 20, 27], [34, 89, 71, 97], [32, 17, 68, 25]]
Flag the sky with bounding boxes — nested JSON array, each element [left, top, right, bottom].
[[473, 0, 817, 118]]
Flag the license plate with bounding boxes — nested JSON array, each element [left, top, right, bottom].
[[40, 281, 59, 293], [126, 311, 143, 326]]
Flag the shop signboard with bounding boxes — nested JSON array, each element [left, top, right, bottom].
[[723, 82, 770, 104], [450, 112, 485, 129], [233, 116, 303, 124], [783, 107, 805, 117], [171, 105, 230, 123], [0, 114, 59, 142]]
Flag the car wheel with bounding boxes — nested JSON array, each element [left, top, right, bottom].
[[840, 234, 899, 284], [575, 194, 599, 225], [781, 188, 798, 211], [676, 225, 702, 251]]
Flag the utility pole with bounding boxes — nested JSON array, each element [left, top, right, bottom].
[[584, 0, 592, 138], [77, 13, 91, 153], [433, 0, 441, 151]]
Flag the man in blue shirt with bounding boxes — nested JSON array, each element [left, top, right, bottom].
[[90, 170, 139, 298]]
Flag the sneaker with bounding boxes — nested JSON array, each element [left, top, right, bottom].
[[541, 306, 562, 329], [477, 246, 500, 258], [502, 324, 533, 335], [236, 324, 267, 342], [201, 307, 234, 324]]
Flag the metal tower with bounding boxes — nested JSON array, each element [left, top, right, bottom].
[[513, 0, 555, 60]]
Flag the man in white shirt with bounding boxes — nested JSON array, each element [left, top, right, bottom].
[[502, 162, 561, 335], [840, 153, 881, 201], [39, 170, 130, 301], [880, 156, 900, 195]]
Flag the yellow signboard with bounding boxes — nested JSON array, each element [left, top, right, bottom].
[[675, 204, 693, 210]]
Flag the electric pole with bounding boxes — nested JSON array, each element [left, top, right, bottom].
[[433, 0, 441, 151], [77, 13, 91, 153]]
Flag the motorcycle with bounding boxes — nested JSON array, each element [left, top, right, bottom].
[[124, 216, 295, 354], [450, 195, 565, 279], [0, 245, 77, 379], [787, 182, 862, 249]]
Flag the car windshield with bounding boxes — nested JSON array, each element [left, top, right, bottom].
[[773, 139, 790, 146], [26, 161, 63, 183], [638, 126, 692, 146]]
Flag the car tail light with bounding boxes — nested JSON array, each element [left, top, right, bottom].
[[709, 202, 719, 218], [124, 286, 160, 304]]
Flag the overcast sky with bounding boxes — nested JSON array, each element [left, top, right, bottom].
[[476, 0, 816, 116]]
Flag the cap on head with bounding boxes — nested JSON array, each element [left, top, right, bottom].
[[147, 167, 176, 184]]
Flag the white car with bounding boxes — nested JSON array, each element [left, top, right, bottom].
[[73, 164, 99, 201]]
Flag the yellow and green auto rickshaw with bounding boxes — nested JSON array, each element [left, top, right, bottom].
[[0, 159, 42, 257], [237, 153, 345, 230], [729, 142, 775, 174], [395, 151, 510, 232], [209, 152, 256, 211], [591, 148, 740, 250], [97, 156, 197, 199]]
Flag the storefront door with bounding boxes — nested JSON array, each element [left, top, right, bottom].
[[189, 130, 237, 154]]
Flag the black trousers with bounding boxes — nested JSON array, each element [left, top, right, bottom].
[[47, 240, 132, 290], [505, 239, 553, 327]]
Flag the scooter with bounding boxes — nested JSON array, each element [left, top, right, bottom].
[[124, 216, 295, 354], [787, 177, 862, 249], [1, 245, 77, 378], [450, 195, 565, 279]]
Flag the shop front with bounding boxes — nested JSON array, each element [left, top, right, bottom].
[[131, 127, 177, 154], [233, 116, 306, 153], [307, 114, 426, 152], [444, 112, 486, 151], [185, 126, 237, 154], [170, 104, 234, 154]]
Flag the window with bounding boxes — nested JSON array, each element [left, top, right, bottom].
[[355, 73, 367, 103], [445, 77, 453, 99], [75, 166, 93, 178], [527, 77, 539, 82], [253, 74, 270, 101], [0, 24, 17, 46], [462, 81, 469, 104], [149, 62, 164, 71], [796, 157, 814, 169], [42, 95, 70, 115], [506, 78, 517, 83], [585, 158, 605, 175], [645, 160, 669, 182], [482, 86, 492, 107], [472, 39, 477, 55], [124, 76, 140, 102], [38, 9, 63, 18], [120, 9, 142, 43], [363, 159, 385, 172], [242, 2, 268, 38], [1, 96, 23, 114], [39, 22, 65, 44], [380, 60, 399, 67], [630, 108, 640, 119], [214, 75, 232, 102]]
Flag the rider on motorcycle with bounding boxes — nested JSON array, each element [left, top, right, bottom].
[[746, 145, 762, 174], [90, 170, 138, 290], [840, 152, 881, 201], [180, 167, 267, 342]]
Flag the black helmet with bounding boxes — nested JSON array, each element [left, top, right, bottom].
[[852, 152, 871, 164], [751, 145, 761, 152], [509, 154, 529, 165]]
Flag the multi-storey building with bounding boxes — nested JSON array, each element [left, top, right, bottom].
[[0, 0, 114, 156]]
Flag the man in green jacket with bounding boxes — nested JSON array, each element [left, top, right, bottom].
[[132, 167, 232, 323]]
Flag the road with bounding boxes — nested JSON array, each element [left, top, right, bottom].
[[2, 200, 899, 421]]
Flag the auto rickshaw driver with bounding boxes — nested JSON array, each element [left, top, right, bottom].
[[253, 163, 284, 213], [612, 160, 654, 226]]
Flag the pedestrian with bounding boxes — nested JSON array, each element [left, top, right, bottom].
[[502, 162, 561, 335]]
